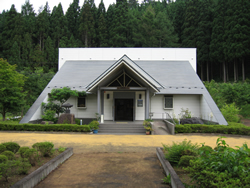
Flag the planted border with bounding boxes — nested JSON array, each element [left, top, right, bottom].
[[0, 122, 90, 132], [11, 148, 73, 188], [175, 123, 250, 135], [156, 147, 185, 188]]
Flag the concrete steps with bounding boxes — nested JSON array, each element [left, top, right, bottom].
[[98, 123, 145, 134]]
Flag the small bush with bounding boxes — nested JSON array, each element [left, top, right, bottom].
[[0, 160, 18, 182], [32, 142, 54, 157], [23, 148, 39, 166], [178, 155, 195, 167], [58, 146, 66, 153], [240, 104, 250, 118], [89, 120, 99, 130], [0, 155, 8, 163], [163, 139, 199, 165], [0, 144, 6, 153], [18, 146, 30, 158], [42, 109, 57, 122], [16, 158, 32, 175], [198, 145, 213, 155], [1, 151, 15, 160], [2, 142, 20, 153], [75, 118, 80, 125], [181, 149, 197, 156], [221, 103, 241, 123]]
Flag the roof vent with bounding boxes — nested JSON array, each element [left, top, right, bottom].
[[189, 87, 191, 89], [201, 87, 203, 89], [90, 58, 91, 60], [162, 58, 164, 60], [169, 86, 172, 88], [182, 87, 184, 88], [48, 87, 50, 88], [195, 87, 197, 88], [114, 58, 116, 60], [60, 87, 62, 88], [176, 87, 178, 89], [138, 58, 140, 60], [54, 86, 57, 87]]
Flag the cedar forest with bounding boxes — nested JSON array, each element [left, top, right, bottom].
[[0, 0, 250, 118]]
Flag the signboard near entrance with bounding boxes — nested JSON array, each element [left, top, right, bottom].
[[137, 99, 143, 107]]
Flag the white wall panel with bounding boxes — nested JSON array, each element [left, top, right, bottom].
[[103, 91, 113, 120], [59, 48, 197, 72], [200, 95, 217, 122], [135, 91, 145, 120], [66, 95, 97, 119], [150, 94, 201, 120]]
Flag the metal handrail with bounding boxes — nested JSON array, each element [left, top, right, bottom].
[[149, 112, 176, 125]]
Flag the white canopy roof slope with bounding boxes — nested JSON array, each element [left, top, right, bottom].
[[20, 48, 227, 125]]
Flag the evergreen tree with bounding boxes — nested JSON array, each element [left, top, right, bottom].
[[66, 0, 80, 38], [181, 0, 199, 48], [196, 0, 213, 81], [44, 36, 55, 70], [79, 0, 95, 47], [210, 0, 228, 82], [8, 41, 21, 66], [155, 10, 178, 47]]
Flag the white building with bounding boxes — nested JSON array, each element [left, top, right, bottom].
[[20, 48, 227, 125]]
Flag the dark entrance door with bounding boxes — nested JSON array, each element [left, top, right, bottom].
[[115, 99, 133, 121]]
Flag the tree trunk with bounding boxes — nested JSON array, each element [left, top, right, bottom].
[[201, 63, 204, 81], [223, 61, 226, 83], [226, 62, 229, 82], [206, 61, 209, 82], [211, 62, 213, 80], [242, 59, 245, 81], [85, 32, 88, 47], [234, 60, 237, 82], [2, 108, 6, 121]]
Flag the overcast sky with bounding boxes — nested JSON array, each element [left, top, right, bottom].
[[0, 0, 116, 14]]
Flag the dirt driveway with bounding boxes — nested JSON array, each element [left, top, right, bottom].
[[36, 152, 169, 188]]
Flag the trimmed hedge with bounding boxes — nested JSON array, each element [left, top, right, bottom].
[[175, 122, 250, 135], [0, 122, 90, 132]]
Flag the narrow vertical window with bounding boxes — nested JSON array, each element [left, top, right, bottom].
[[164, 95, 173, 109]]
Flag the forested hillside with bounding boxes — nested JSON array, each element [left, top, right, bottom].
[[0, 0, 250, 81]]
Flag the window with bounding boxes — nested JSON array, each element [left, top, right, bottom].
[[164, 95, 173, 109], [77, 97, 86, 108]]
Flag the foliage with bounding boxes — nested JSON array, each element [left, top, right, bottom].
[[48, 87, 78, 105], [162, 174, 171, 185], [0, 144, 6, 153], [175, 122, 250, 135], [1, 151, 15, 160], [75, 118, 80, 125], [89, 120, 99, 130], [186, 137, 250, 187], [221, 103, 241, 123], [18, 146, 30, 158], [32, 142, 54, 157], [0, 160, 19, 182], [178, 155, 195, 167], [0, 58, 26, 121], [23, 148, 39, 166], [162, 139, 199, 165], [0, 122, 91, 132], [16, 158, 31, 175], [41, 109, 57, 122], [180, 108, 192, 119], [58, 146, 66, 153], [0, 155, 8, 163], [2, 142, 20, 153]]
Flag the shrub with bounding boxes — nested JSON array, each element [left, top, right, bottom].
[[0, 155, 8, 163], [0, 122, 91, 132], [221, 103, 241, 123], [89, 120, 99, 130], [42, 109, 57, 122], [240, 104, 250, 118], [58, 146, 66, 153], [186, 137, 250, 187], [32, 142, 54, 157], [75, 118, 80, 125], [198, 145, 213, 155], [2, 142, 20, 153], [178, 155, 195, 167], [0, 160, 18, 182], [18, 146, 30, 158], [0, 144, 6, 153], [1, 151, 15, 160], [16, 158, 32, 175], [23, 148, 39, 166], [162, 139, 199, 165]]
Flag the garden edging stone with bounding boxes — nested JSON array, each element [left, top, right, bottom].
[[11, 147, 73, 188], [156, 147, 185, 188]]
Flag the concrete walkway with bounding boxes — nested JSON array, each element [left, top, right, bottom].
[[0, 132, 249, 153]]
